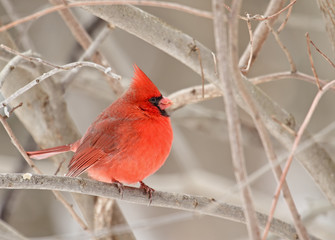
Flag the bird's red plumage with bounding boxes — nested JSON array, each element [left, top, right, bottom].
[[27, 66, 173, 185]]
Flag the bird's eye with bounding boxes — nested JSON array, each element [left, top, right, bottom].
[[149, 96, 162, 105], [149, 97, 157, 104]]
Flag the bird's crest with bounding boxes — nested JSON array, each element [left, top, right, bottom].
[[130, 65, 162, 100]]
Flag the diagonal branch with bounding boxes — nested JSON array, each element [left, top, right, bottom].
[[239, 0, 285, 72]]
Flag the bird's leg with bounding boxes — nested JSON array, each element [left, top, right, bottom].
[[139, 181, 155, 203], [112, 179, 124, 198]]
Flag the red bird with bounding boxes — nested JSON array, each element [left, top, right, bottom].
[[27, 66, 173, 197]]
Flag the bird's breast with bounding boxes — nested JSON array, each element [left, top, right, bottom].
[[87, 117, 173, 184]]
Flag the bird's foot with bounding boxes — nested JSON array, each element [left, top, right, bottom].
[[112, 179, 124, 198], [139, 181, 155, 203]]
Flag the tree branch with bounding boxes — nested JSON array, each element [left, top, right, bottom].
[[212, 0, 260, 239], [0, 173, 321, 240], [239, 0, 285, 72]]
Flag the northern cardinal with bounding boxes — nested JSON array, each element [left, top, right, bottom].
[[27, 66, 173, 197]]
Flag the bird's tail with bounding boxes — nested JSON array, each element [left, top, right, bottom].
[[27, 144, 72, 160]]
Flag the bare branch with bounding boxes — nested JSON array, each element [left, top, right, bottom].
[[266, 23, 297, 73], [168, 84, 221, 111], [0, 45, 120, 109], [229, 6, 309, 240], [309, 37, 335, 68], [0, 50, 32, 88], [0, 173, 322, 240], [277, 0, 295, 33], [249, 71, 334, 89], [265, 78, 335, 236], [212, 1, 261, 239], [306, 33, 321, 90], [239, 0, 285, 72]]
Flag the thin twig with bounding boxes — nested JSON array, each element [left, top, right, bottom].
[[249, 71, 333, 88], [169, 69, 335, 112], [252, 0, 297, 21], [230, 120, 335, 199], [0, 50, 32, 88], [309, 38, 335, 68], [277, 0, 295, 33], [0, 115, 88, 230], [306, 33, 321, 90], [263, 78, 335, 238], [169, 71, 335, 113], [241, 14, 254, 73], [189, 40, 205, 98], [1, 44, 64, 69], [7, 103, 23, 117], [0, 45, 120, 109], [224, 0, 296, 22], [266, 22, 297, 73], [239, 0, 285, 71]]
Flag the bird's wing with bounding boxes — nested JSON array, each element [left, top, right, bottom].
[[66, 118, 121, 177]]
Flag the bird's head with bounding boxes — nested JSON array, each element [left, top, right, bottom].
[[126, 65, 172, 117]]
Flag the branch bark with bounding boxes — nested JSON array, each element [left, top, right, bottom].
[[0, 173, 322, 240]]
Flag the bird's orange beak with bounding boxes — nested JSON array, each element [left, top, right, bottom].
[[158, 97, 172, 110]]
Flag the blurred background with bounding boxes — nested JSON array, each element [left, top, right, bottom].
[[1, 0, 335, 239]]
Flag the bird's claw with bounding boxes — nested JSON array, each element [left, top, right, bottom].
[[139, 181, 155, 204], [113, 180, 124, 198]]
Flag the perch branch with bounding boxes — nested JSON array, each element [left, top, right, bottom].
[[0, 173, 321, 240]]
